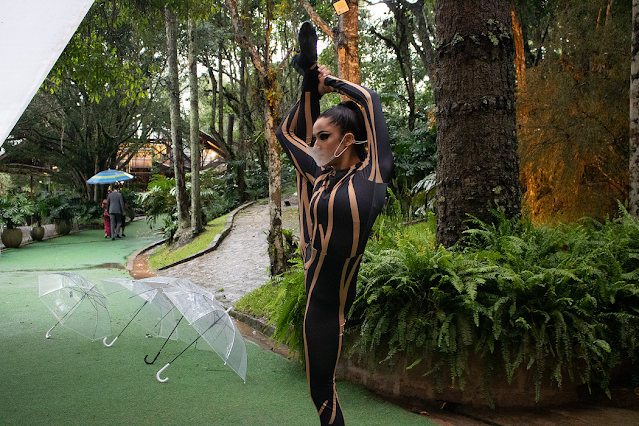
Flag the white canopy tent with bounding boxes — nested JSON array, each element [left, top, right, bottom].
[[0, 0, 94, 156]]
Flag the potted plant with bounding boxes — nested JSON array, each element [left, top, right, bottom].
[[0, 192, 35, 248], [29, 192, 49, 241], [46, 191, 78, 236]]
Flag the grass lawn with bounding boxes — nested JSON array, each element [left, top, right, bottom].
[[148, 213, 230, 270], [0, 220, 436, 426]]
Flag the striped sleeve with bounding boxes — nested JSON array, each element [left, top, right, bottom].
[[276, 71, 322, 183]]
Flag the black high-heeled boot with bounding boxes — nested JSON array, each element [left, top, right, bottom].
[[292, 21, 317, 75]]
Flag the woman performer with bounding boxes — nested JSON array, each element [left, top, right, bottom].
[[275, 22, 393, 426]]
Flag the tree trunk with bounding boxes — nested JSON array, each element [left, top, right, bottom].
[[302, 0, 360, 84], [165, 6, 190, 234], [225, 0, 285, 275], [630, 0, 639, 215], [402, 0, 436, 83], [263, 89, 285, 276], [336, 0, 361, 84], [434, 0, 521, 247], [207, 58, 217, 137], [189, 17, 202, 235], [237, 47, 248, 201], [218, 41, 224, 146]]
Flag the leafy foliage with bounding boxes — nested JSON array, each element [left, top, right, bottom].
[[268, 257, 307, 360], [251, 206, 639, 404], [0, 193, 35, 229], [138, 174, 179, 240], [350, 205, 639, 405], [138, 167, 267, 242], [517, 0, 631, 223], [44, 191, 99, 223], [387, 121, 437, 215]]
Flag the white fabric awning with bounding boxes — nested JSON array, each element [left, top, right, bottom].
[[0, 0, 94, 155]]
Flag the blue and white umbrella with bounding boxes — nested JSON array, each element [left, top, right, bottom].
[[86, 169, 133, 185]]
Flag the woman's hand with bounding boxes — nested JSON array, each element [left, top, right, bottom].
[[318, 65, 334, 96]]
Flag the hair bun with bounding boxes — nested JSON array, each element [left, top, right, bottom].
[[338, 101, 367, 141]]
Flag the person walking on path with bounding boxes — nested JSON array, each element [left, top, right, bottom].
[[120, 193, 128, 237], [101, 199, 111, 239], [276, 22, 393, 426], [106, 185, 125, 240]]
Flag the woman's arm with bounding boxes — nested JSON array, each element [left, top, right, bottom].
[[323, 76, 394, 184], [275, 68, 322, 182]]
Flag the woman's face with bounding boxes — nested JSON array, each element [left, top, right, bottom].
[[312, 117, 349, 167]]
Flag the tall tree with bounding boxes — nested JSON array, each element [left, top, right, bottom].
[[165, 5, 190, 237], [400, 0, 436, 82], [301, 0, 361, 83], [631, 0, 639, 215], [434, 0, 520, 247], [225, 0, 286, 275], [189, 16, 203, 235], [5, 0, 165, 200], [237, 46, 248, 201], [370, 0, 418, 130]]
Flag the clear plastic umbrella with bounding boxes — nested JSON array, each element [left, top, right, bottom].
[[141, 276, 214, 298], [99, 278, 178, 348], [153, 279, 247, 383], [136, 277, 211, 364], [38, 272, 111, 341]]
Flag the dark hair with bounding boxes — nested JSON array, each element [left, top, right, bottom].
[[319, 101, 367, 160]]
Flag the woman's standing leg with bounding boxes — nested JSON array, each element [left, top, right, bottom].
[[304, 297, 345, 426]]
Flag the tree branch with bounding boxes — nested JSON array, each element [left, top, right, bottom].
[[300, 0, 335, 42]]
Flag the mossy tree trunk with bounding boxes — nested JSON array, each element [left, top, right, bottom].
[[188, 16, 203, 236], [225, 0, 285, 275], [165, 5, 190, 236]]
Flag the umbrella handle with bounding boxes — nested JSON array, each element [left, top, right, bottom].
[[144, 352, 160, 365], [157, 363, 170, 383], [45, 324, 56, 339], [103, 336, 118, 347]]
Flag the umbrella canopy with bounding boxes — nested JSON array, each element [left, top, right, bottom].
[[100, 278, 178, 347], [38, 272, 111, 341], [86, 169, 133, 185], [142, 276, 215, 299], [152, 278, 247, 383]]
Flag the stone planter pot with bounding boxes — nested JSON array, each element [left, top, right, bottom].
[[55, 220, 73, 236], [1, 228, 24, 248], [30, 226, 45, 241]]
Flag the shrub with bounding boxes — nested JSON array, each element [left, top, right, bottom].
[[0, 192, 35, 228], [269, 257, 306, 360], [350, 205, 639, 406], [240, 205, 639, 405]]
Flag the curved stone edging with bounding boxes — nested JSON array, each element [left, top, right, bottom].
[[230, 309, 276, 337], [127, 201, 254, 274], [125, 237, 168, 273]]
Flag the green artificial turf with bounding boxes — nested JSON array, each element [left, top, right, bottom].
[[0, 220, 435, 426]]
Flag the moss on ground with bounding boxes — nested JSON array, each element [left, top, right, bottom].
[[148, 213, 229, 269]]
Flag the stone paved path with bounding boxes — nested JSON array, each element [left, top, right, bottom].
[[159, 199, 299, 308]]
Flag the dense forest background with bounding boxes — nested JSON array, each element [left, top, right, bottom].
[[1, 0, 635, 232]]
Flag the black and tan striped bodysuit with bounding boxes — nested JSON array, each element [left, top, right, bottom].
[[276, 68, 393, 425]]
